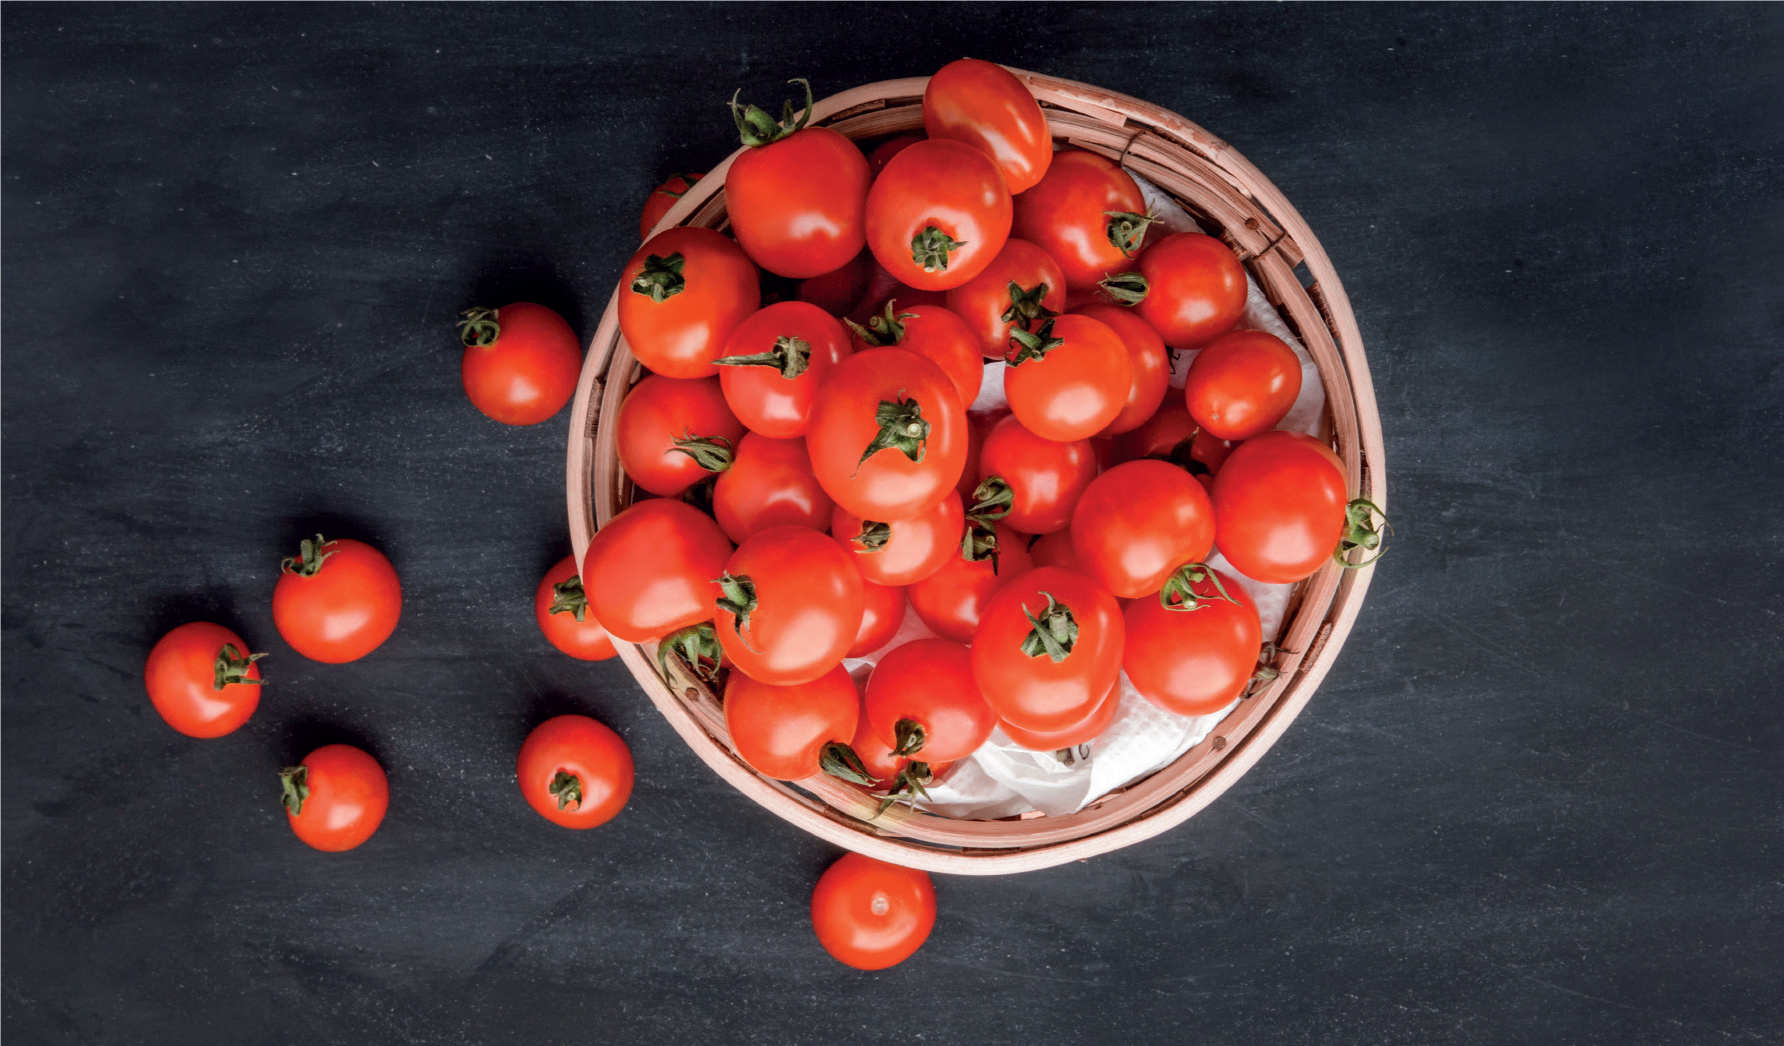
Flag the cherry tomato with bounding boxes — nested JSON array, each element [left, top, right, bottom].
[[944, 239, 1068, 359], [582, 499, 732, 643], [534, 556, 617, 661], [280, 744, 388, 852], [1212, 431, 1348, 584], [956, 407, 1010, 502], [970, 566, 1124, 732], [618, 227, 760, 378], [846, 680, 948, 799], [144, 621, 264, 738], [727, 82, 871, 278], [923, 58, 1052, 194], [1011, 149, 1152, 289], [975, 414, 1097, 535], [832, 490, 964, 587], [639, 172, 703, 240], [712, 301, 850, 439], [1124, 566, 1261, 716], [1131, 232, 1247, 351], [797, 248, 874, 316], [1071, 460, 1216, 598], [865, 638, 996, 763], [1111, 397, 1235, 479], [1002, 313, 1131, 442], [811, 852, 936, 970], [712, 433, 834, 544], [1027, 528, 1082, 574], [906, 520, 1034, 644], [724, 664, 859, 780], [866, 134, 924, 177], [849, 580, 908, 658], [616, 374, 743, 497], [715, 526, 864, 686], [846, 301, 983, 406], [865, 139, 1012, 291], [1184, 329, 1303, 440], [516, 714, 634, 829], [998, 677, 1121, 752], [1073, 303, 1170, 436], [456, 302, 583, 426], [805, 348, 967, 521], [272, 535, 401, 664]]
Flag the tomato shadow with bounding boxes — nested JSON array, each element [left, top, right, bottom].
[[144, 586, 255, 652], [273, 716, 388, 769], [461, 257, 589, 351], [513, 687, 632, 746], [275, 510, 404, 572]]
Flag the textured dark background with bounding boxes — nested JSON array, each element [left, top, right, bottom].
[[4, 4, 1781, 1044]]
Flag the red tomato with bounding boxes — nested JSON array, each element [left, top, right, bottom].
[[713, 301, 851, 439], [944, 239, 1068, 359], [969, 566, 1124, 732], [516, 714, 634, 829], [956, 407, 1010, 501], [639, 172, 703, 240], [811, 853, 936, 969], [906, 520, 1033, 644], [923, 58, 1052, 194], [849, 580, 908, 658], [715, 526, 864, 686], [1124, 566, 1261, 716], [713, 433, 834, 544], [866, 134, 924, 176], [846, 682, 948, 800], [999, 677, 1121, 752], [975, 413, 1097, 535], [805, 348, 967, 521], [616, 374, 744, 497], [144, 621, 264, 738], [582, 499, 732, 642], [1071, 460, 1216, 598], [456, 302, 582, 426], [846, 301, 983, 406], [1011, 150, 1152, 289], [1002, 313, 1131, 442], [727, 82, 870, 278], [724, 664, 859, 780], [280, 744, 387, 852], [534, 556, 617, 661], [618, 227, 760, 378], [1110, 397, 1236, 476], [272, 536, 401, 664], [832, 490, 964, 587], [865, 139, 1012, 291], [1212, 431, 1349, 583], [1184, 329, 1303, 440], [1131, 232, 1247, 350], [797, 248, 874, 317], [864, 638, 997, 763], [1027, 528, 1082, 573], [1074, 303, 1170, 436]]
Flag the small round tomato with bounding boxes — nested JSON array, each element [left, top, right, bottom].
[[849, 580, 908, 657], [1011, 150, 1152, 289], [272, 536, 401, 664], [1071, 460, 1216, 598], [714, 301, 851, 439], [923, 58, 1052, 194], [998, 678, 1121, 752], [846, 301, 983, 406], [713, 433, 834, 544], [582, 499, 732, 643], [1027, 528, 1082, 574], [639, 172, 703, 240], [1073, 303, 1170, 436], [865, 139, 1012, 291], [1212, 431, 1349, 584], [906, 520, 1034, 644], [846, 680, 947, 800], [975, 414, 1097, 535], [726, 81, 871, 278], [806, 348, 967, 521], [618, 227, 760, 378], [1111, 397, 1235, 480], [535, 556, 617, 661], [1131, 232, 1247, 351], [715, 526, 864, 686], [1002, 313, 1131, 442], [798, 248, 874, 316], [615, 374, 743, 497], [866, 134, 924, 176], [516, 714, 634, 829], [280, 744, 388, 852], [1124, 566, 1261, 716], [724, 664, 859, 780], [944, 239, 1068, 359], [1184, 329, 1304, 440], [457, 302, 582, 426], [811, 852, 936, 970], [144, 622, 264, 738], [832, 490, 964, 587], [970, 566, 1124, 733], [865, 638, 997, 763]]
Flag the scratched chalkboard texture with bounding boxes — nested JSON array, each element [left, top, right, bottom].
[[3, 3, 1781, 1044]]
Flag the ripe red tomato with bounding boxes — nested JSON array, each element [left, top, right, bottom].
[[906, 520, 1034, 644], [846, 301, 983, 406], [944, 238, 1068, 359], [866, 134, 924, 176], [797, 248, 874, 317], [975, 413, 1097, 535], [811, 852, 936, 970], [1124, 566, 1261, 716], [639, 172, 703, 240], [280, 744, 387, 852], [1027, 528, 1082, 574], [272, 536, 401, 664], [865, 139, 1012, 291], [1184, 329, 1304, 440], [516, 714, 634, 829], [456, 302, 583, 426], [1002, 313, 1131, 442], [1011, 150, 1152, 290], [582, 499, 732, 643], [144, 621, 264, 738], [534, 556, 617, 661], [712, 433, 834, 544], [616, 374, 743, 497], [832, 490, 964, 587], [726, 82, 871, 278], [849, 580, 908, 657], [714, 300, 851, 439], [970, 566, 1124, 732], [956, 407, 1010, 501], [998, 677, 1121, 752], [715, 526, 864, 685], [724, 664, 859, 780], [1071, 460, 1216, 598], [618, 227, 760, 378], [1212, 431, 1348, 584], [805, 348, 967, 521], [846, 680, 948, 801], [864, 638, 997, 763], [1073, 303, 1170, 436], [923, 58, 1052, 194], [1131, 232, 1247, 350], [1110, 397, 1236, 480]]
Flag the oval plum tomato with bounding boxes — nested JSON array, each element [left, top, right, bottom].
[[906, 519, 1034, 644], [944, 238, 1068, 360], [832, 490, 964, 587], [866, 134, 924, 177], [865, 139, 1012, 292], [865, 638, 997, 763], [456, 302, 582, 426], [713, 301, 850, 439], [998, 677, 1121, 752], [923, 58, 1052, 194], [974, 413, 1097, 535], [582, 499, 732, 643], [618, 227, 760, 378], [273, 535, 401, 664], [1071, 460, 1216, 598], [535, 556, 617, 661], [849, 580, 908, 658], [812, 852, 936, 970], [714, 526, 864, 686], [805, 348, 966, 521], [846, 301, 983, 406], [1124, 566, 1261, 716], [616, 374, 743, 497], [797, 248, 874, 317], [1212, 431, 1348, 584], [1027, 528, 1082, 574], [144, 621, 264, 738], [1073, 303, 1170, 436], [713, 433, 834, 544], [1184, 328, 1303, 440], [639, 172, 703, 240], [516, 714, 634, 829], [1129, 232, 1247, 351], [1002, 313, 1131, 442], [726, 80, 871, 279], [724, 664, 859, 780], [280, 744, 388, 852], [1011, 150, 1153, 290], [969, 566, 1124, 732]]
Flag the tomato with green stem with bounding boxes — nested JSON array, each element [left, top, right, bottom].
[[1011, 150, 1154, 290], [516, 714, 634, 829], [535, 556, 617, 661], [616, 374, 743, 497], [724, 665, 864, 782], [865, 139, 1012, 291], [144, 621, 264, 738], [969, 566, 1124, 733], [923, 58, 1052, 194], [845, 300, 983, 406], [974, 413, 1097, 535], [831, 490, 964, 587], [1072, 303, 1170, 436], [639, 172, 703, 240], [906, 519, 1034, 644], [618, 227, 760, 378], [811, 852, 936, 970], [280, 744, 388, 852], [726, 79, 871, 279], [713, 300, 851, 439], [1002, 313, 1131, 442], [712, 433, 834, 544], [273, 535, 402, 664], [1124, 564, 1261, 716], [1184, 328, 1304, 440], [944, 238, 1068, 359], [1212, 431, 1382, 583], [805, 348, 967, 521], [1116, 231, 1247, 351], [864, 638, 997, 764], [1071, 460, 1216, 598], [456, 302, 583, 426], [845, 681, 948, 811], [582, 499, 732, 643], [714, 525, 864, 686]]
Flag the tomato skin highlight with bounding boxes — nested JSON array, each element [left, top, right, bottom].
[[639, 172, 703, 240], [1002, 313, 1131, 443], [582, 499, 733, 643], [1124, 568, 1262, 716], [848, 580, 908, 658], [923, 58, 1053, 194], [715, 526, 864, 686], [460, 302, 582, 426], [516, 714, 634, 829], [724, 665, 859, 780], [906, 520, 1034, 644], [1073, 303, 1170, 437], [534, 556, 617, 661], [144, 621, 262, 738], [273, 538, 402, 664], [976, 414, 1097, 535], [615, 374, 744, 497], [713, 433, 834, 545], [1011, 150, 1150, 290], [729, 126, 871, 279], [865, 139, 1013, 291], [282, 744, 388, 853], [1133, 232, 1247, 351], [944, 238, 1068, 359], [1212, 431, 1349, 584], [805, 348, 967, 522], [716, 301, 851, 439], [1071, 460, 1217, 599], [999, 677, 1122, 752], [865, 638, 997, 763], [1184, 329, 1304, 440], [970, 566, 1124, 733], [618, 227, 760, 378], [811, 852, 936, 970], [832, 491, 965, 587]]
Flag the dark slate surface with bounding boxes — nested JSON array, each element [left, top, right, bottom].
[[4, 4, 1781, 1044]]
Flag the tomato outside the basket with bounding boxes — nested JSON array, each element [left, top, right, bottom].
[[618, 227, 760, 378], [457, 302, 583, 426], [1002, 313, 1131, 443], [1071, 460, 1217, 599], [864, 638, 997, 764], [272, 537, 402, 664], [280, 744, 388, 853], [923, 58, 1053, 194], [615, 374, 744, 498], [811, 852, 936, 970], [865, 139, 1012, 291], [906, 519, 1034, 644], [144, 621, 264, 738], [1011, 149, 1153, 290], [1184, 328, 1304, 441], [846, 302, 983, 406], [724, 665, 859, 780], [943, 238, 1068, 359], [726, 84, 871, 279], [1123, 566, 1262, 717], [975, 413, 1097, 535], [849, 580, 908, 658], [832, 490, 965, 587], [805, 348, 967, 521], [714, 300, 851, 439], [714, 526, 864, 686], [998, 677, 1122, 752], [1211, 431, 1349, 584], [639, 172, 703, 240], [582, 499, 732, 643], [534, 556, 617, 661], [1131, 232, 1247, 351], [1073, 303, 1170, 437], [713, 433, 835, 545], [516, 714, 634, 829], [970, 566, 1124, 733]]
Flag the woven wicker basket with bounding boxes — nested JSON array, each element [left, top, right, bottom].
[[565, 71, 1386, 875]]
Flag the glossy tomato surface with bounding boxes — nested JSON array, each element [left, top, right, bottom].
[[516, 714, 634, 829], [144, 621, 263, 738], [998, 677, 1122, 752], [1133, 232, 1247, 350], [582, 499, 732, 643], [713, 433, 834, 545], [811, 852, 936, 970], [1124, 567, 1262, 716], [923, 58, 1052, 194], [1074, 303, 1170, 436], [865, 139, 1012, 291], [906, 520, 1034, 644], [832, 490, 964, 587], [615, 374, 743, 497], [1071, 460, 1217, 598], [534, 556, 617, 661], [715, 300, 851, 439], [805, 348, 966, 521], [976, 413, 1097, 535], [864, 638, 997, 763], [970, 566, 1124, 732], [272, 537, 401, 664], [715, 526, 864, 686], [847, 302, 983, 406], [1184, 328, 1304, 440], [618, 227, 759, 378], [281, 744, 388, 853], [1002, 313, 1131, 442], [944, 238, 1068, 359], [1212, 431, 1349, 584], [1011, 150, 1150, 289], [728, 124, 870, 279], [459, 302, 582, 426], [639, 172, 703, 239], [724, 665, 858, 780], [848, 580, 908, 658]]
